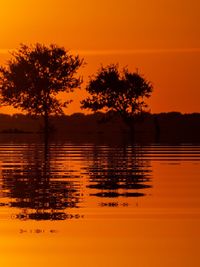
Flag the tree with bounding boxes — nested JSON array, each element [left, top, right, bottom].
[[81, 64, 153, 135], [0, 43, 83, 135]]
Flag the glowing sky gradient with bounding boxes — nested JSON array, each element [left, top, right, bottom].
[[0, 0, 200, 114]]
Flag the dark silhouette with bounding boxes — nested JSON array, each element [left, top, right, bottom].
[[153, 114, 161, 142], [0, 43, 83, 137], [0, 112, 200, 143], [81, 64, 153, 138]]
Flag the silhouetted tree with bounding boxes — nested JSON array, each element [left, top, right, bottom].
[[81, 64, 153, 136], [0, 43, 83, 135]]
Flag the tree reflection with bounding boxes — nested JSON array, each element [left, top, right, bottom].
[[1, 143, 82, 220], [85, 145, 152, 204]]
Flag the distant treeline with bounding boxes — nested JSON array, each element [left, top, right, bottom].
[[0, 112, 199, 143]]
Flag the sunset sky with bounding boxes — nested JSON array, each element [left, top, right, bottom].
[[0, 0, 200, 114]]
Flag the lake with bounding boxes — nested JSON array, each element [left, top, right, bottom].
[[0, 138, 199, 266]]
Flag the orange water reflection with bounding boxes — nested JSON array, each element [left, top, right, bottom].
[[0, 141, 199, 266]]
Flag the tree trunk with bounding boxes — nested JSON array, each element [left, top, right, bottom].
[[123, 115, 135, 142], [44, 110, 49, 140], [129, 122, 135, 142]]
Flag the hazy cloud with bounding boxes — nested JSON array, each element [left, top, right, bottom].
[[73, 48, 200, 56], [1, 47, 200, 56]]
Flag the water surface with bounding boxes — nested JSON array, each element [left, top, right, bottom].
[[0, 140, 199, 266]]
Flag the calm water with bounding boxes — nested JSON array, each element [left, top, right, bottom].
[[0, 140, 200, 266]]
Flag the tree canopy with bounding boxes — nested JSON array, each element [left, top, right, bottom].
[[81, 64, 153, 127], [0, 43, 83, 133]]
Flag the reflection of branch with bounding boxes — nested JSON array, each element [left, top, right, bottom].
[[91, 192, 145, 198], [88, 182, 151, 190], [85, 146, 152, 204], [15, 212, 83, 221], [2, 143, 81, 221]]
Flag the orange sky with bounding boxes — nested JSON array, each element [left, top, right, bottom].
[[0, 0, 200, 114]]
